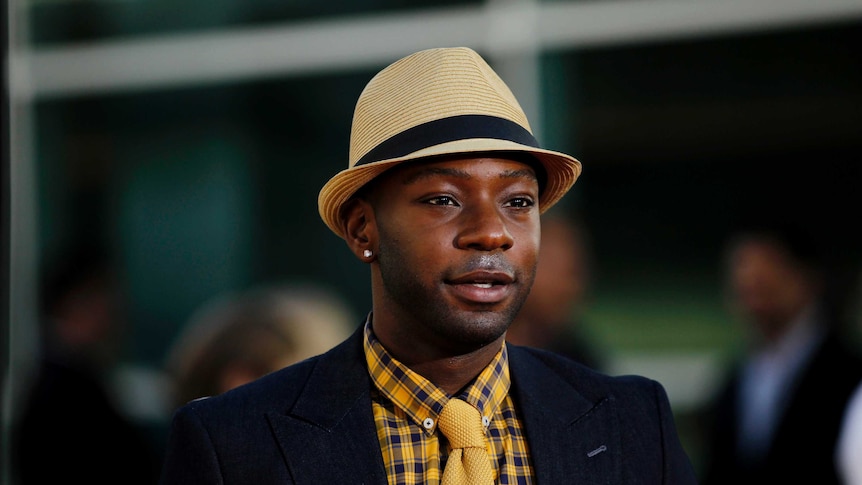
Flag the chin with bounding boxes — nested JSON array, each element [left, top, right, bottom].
[[455, 311, 510, 342]]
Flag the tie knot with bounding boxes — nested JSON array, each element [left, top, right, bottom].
[[438, 398, 486, 449]]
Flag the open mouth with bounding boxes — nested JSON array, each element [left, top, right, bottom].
[[446, 271, 515, 304], [448, 270, 514, 286]]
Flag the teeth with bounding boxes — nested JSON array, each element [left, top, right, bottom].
[[472, 283, 493, 288]]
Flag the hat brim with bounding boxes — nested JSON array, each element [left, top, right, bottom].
[[318, 137, 582, 239]]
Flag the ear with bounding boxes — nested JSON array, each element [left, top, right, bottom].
[[341, 198, 377, 262]]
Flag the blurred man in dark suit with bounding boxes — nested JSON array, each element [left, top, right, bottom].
[[699, 222, 862, 484], [12, 245, 161, 484]]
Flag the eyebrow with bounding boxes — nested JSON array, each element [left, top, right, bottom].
[[401, 167, 538, 186]]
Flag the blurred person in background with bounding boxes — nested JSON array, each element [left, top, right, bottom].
[[164, 283, 356, 410], [837, 268, 862, 485], [699, 220, 862, 485], [12, 244, 162, 484], [838, 380, 862, 485], [505, 207, 604, 370]]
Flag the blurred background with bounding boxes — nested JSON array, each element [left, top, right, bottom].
[[3, 0, 862, 482]]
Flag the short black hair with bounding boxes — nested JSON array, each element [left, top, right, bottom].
[[728, 218, 822, 270]]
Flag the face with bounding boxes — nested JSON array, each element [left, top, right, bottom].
[[521, 215, 588, 326], [728, 237, 815, 341], [363, 155, 541, 355]]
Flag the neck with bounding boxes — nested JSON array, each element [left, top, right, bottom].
[[400, 341, 503, 396], [372, 312, 504, 395]]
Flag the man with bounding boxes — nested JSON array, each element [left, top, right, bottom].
[[699, 222, 862, 484], [159, 46, 697, 484]]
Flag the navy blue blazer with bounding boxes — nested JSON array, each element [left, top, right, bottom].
[[159, 326, 698, 484]]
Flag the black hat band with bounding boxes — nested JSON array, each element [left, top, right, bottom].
[[355, 114, 540, 167]]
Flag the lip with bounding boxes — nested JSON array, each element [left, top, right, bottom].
[[446, 270, 515, 304]]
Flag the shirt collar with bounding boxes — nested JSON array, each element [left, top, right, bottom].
[[363, 314, 511, 435], [751, 302, 825, 372]]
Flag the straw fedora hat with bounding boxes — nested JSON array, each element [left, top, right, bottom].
[[318, 46, 582, 239]]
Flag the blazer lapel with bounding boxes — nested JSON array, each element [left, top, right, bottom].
[[509, 346, 621, 485], [268, 330, 389, 485]]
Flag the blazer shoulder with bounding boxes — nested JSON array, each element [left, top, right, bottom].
[[176, 328, 366, 420], [508, 344, 669, 407]]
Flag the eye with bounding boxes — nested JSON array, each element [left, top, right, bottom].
[[505, 196, 536, 209], [424, 195, 459, 206]]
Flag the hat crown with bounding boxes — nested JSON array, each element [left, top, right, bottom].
[[349, 47, 532, 168]]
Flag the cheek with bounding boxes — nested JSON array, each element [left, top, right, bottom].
[[377, 217, 443, 271], [518, 229, 541, 266], [378, 206, 453, 250]]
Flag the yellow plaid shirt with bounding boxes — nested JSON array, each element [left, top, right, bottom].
[[363, 319, 534, 485]]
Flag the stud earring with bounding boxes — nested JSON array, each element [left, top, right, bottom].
[[363, 249, 373, 258]]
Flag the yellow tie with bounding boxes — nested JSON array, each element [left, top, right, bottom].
[[438, 398, 495, 485]]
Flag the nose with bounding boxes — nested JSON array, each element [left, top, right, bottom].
[[454, 202, 514, 251]]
